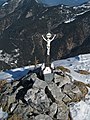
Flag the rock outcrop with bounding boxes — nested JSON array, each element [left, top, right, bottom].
[[0, 71, 89, 120]]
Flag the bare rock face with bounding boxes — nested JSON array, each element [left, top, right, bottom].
[[0, 72, 89, 120]]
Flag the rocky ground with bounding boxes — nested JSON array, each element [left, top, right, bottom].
[[0, 69, 89, 120]]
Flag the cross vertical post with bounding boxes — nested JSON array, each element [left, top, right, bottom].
[[42, 33, 56, 67], [41, 32, 56, 82]]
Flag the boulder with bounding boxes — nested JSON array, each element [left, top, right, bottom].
[[54, 74, 71, 87], [0, 69, 89, 120], [35, 114, 52, 120], [49, 102, 57, 117]]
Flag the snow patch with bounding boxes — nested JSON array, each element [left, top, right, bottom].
[[2, 2, 8, 7], [0, 50, 3, 53], [76, 10, 90, 16], [0, 107, 8, 119], [35, 0, 39, 3], [53, 53, 90, 84], [14, 48, 19, 53], [64, 18, 75, 23], [70, 100, 90, 120], [70, 87, 90, 120]]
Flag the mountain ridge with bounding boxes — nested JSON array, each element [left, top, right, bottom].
[[0, 0, 90, 70]]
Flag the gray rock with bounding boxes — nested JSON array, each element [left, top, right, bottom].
[[24, 88, 38, 102], [57, 102, 69, 120], [30, 73, 38, 81], [33, 79, 48, 89], [13, 104, 34, 120], [72, 85, 82, 94], [54, 74, 71, 87], [25, 88, 50, 114], [9, 102, 18, 113], [48, 83, 64, 102], [0, 94, 8, 110], [62, 83, 83, 102], [35, 89, 50, 113], [49, 102, 57, 117], [62, 83, 72, 93], [35, 114, 52, 120], [44, 73, 54, 83], [54, 73, 63, 83], [0, 68, 88, 120], [62, 94, 72, 104], [8, 94, 16, 108]]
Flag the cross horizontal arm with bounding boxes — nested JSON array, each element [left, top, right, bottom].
[[50, 34, 56, 42]]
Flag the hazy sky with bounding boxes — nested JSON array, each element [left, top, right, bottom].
[[0, 0, 89, 6], [41, 0, 89, 6]]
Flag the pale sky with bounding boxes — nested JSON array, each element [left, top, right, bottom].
[[42, 0, 89, 6]]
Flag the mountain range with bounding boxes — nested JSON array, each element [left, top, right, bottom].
[[0, 0, 90, 70]]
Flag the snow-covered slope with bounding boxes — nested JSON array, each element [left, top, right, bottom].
[[53, 53, 90, 120], [0, 65, 38, 82], [54, 53, 90, 84], [1, 53, 90, 84], [69, 87, 90, 120]]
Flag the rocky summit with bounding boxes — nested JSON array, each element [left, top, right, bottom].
[[0, 68, 89, 120], [0, 0, 90, 69]]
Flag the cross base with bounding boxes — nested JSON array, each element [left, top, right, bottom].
[[41, 63, 54, 82]]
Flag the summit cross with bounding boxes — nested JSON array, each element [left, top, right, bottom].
[[42, 33, 56, 56]]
